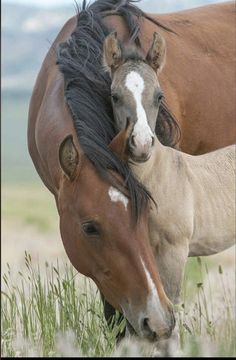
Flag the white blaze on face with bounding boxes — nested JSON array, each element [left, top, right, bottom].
[[108, 186, 128, 210], [140, 257, 166, 322], [125, 71, 154, 147]]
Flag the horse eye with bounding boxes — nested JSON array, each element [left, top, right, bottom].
[[154, 91, 164, 106], [111, 93, 119, 103], [82, 222, 100, 236]]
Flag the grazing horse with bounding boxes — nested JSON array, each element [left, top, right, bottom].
[[28, 0, 235, 346], [27, 38, 176, 343], [28, 0, 178, 344]]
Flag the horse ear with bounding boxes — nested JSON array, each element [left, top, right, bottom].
[[146, 32, 166, 73], [103, 32, 123, 75], [59, 135, 79, 181], [109, 119, 133, 161]]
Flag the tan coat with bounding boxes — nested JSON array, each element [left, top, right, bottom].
[[131, 138, 235, 302]]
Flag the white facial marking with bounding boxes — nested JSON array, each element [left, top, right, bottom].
[[108, 186, 128, 210], [125, 71, 153, 147], [140, 257, 165, 321]]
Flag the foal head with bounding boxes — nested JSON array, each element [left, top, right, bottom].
[[57, 134, 175, 341], [103, 31, 166, 162]]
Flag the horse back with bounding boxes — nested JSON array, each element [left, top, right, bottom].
[[140, 1, 235, 154]]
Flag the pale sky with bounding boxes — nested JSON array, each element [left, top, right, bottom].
[[4, 0, 78, 7], [4, 0, 227, 8]]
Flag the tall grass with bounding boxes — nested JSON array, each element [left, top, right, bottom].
[[1, 253, 235, 357], [178, 257, 235, 357], [1, 252, 124, 357]]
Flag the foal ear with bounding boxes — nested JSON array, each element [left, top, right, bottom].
[[146, 32, 166, 73], [103, 32, 123, 75], [59, 135, 79, 181], [109, 119, 133, 161]]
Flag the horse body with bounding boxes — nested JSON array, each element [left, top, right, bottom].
[[112, 130, 235, 302], [134, 140, 235, 255], [185, 146, 235, 255]]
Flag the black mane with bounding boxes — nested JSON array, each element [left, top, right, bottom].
[[56, 0, 180, 220]]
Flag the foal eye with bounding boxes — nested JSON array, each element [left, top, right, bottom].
[[111, 93, 119, 103], [82, 222, 100, 236], [154, 91, 164, 106]]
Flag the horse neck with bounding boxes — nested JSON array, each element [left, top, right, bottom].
[[133, 136, 179, 185]]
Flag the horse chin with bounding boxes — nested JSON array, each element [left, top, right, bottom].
[[125, 318, 172, 344], [129, 152, 151, 163]]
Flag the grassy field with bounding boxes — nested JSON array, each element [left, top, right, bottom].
[[2, 252, 235, 357], [1, 183, 235, 357]]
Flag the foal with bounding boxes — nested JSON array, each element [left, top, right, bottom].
[[112, 121, 235, 305], [103, 33, 235, 303], [105, 31, 235, 304], [103, 31, 169, 163]]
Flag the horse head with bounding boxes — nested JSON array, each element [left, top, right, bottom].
[[57, 132, 175, 341], [103, 31, 166, 163]]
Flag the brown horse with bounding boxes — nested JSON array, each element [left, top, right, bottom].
[[28, 0, 235, 347], [28, 48, 175, 342]]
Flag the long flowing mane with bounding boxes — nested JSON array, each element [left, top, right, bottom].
[[56, 0, 179, 220]]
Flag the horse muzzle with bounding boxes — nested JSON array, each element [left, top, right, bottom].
[[128, 133, 154, 163]]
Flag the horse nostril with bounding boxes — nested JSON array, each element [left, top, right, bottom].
[[142, 317, 157, 341], [151, 136, 155, 146], [130, 135, 135, 147], [143, 317, 149, 331]]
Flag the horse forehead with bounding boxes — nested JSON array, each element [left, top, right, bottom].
[[76, 159, 107, 192], [108, 186, 129, 210], [124, 66, 158, 95], [125, 70, 145, 94]]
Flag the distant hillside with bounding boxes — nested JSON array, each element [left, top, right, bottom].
[[2, 3, 74, 93], [2, 0, 226, 93]]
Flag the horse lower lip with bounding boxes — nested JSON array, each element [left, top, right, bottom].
[[126, 319, 171, 343], [129, 150, 151, 163], [131, 155, 150, 163]]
